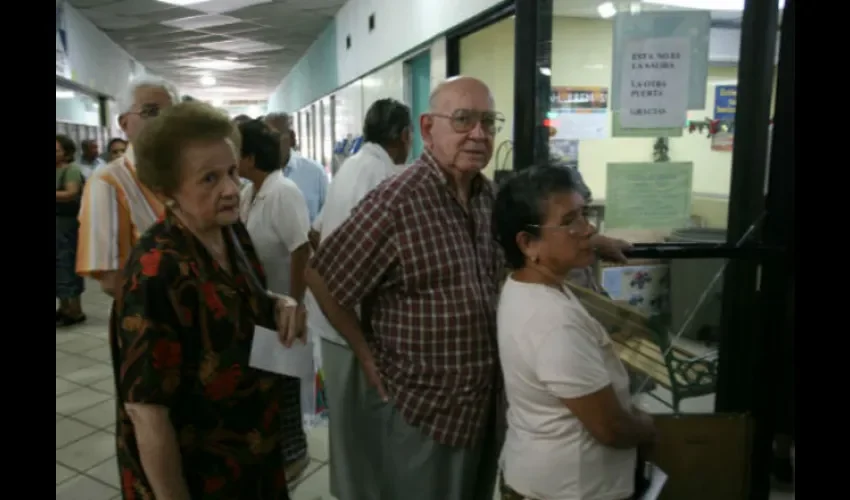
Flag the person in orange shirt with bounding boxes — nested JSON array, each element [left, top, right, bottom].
[[76, 76, 178, 297]]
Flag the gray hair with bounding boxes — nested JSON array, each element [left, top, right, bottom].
[[264, 112, 291, 132], [116, 75, 179, 115]]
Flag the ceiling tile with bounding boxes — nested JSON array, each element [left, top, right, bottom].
[[73, 0, 345, 96], [83, 0, 185, 16]]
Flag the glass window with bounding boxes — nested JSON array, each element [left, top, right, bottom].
[[56, 85, 100, 126], [535, 0, 782, 419], [320, 96, 333, 174], [458, 17, 516, 177]]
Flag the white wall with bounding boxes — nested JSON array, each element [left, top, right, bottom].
[[335, 0, 502, 85], [62, 4, 169, 98]]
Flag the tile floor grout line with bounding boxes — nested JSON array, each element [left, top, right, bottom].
[[56, 457, 120, 492]]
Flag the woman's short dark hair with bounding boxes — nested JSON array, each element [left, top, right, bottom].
[[363, 98, 411, 146], [135, 101, 239, 196], [238, 119, 282, 173], [56, 135, 76, 163], [492, 165, 579, 269]]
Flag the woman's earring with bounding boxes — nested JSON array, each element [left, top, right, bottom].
[[531, 255, 539, 264], [165, 199, 177, 209]]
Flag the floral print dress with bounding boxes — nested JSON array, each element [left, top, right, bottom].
[[110, 213, 291, 500]]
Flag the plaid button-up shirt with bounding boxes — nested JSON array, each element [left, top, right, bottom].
[[311, 152, 502, 448]]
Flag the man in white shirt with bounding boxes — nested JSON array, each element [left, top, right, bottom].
[[265, 113, 329, 223], [305, 98, 412, 500], [236, 119, 314, 484]]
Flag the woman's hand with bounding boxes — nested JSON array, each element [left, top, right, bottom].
[[273, 296, 307, 347]]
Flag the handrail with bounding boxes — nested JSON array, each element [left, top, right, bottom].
[[623, 242, 783, 260]]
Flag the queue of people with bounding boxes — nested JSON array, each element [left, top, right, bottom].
[[63, 73, 653, 500]]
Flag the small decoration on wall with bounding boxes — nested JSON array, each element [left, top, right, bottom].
[[653, 137, 670, 162], [686, 118, 734, 137]]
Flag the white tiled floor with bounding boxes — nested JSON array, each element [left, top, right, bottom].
[[57, 283, 793, 500], [56, 284, 333, 500]]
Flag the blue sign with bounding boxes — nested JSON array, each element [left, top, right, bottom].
[[714, 85, 737, 122]]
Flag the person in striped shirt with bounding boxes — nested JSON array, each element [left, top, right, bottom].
[[76, 75, 179, 297]]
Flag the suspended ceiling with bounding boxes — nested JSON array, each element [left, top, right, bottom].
[[67, 0, 346, 101]]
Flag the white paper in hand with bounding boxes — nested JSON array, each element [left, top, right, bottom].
[[249, 325, 313, 379], [638, 463, 668, 500]]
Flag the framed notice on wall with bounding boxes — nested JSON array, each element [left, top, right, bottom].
[[549, 86, 609, 140], [604, 162, 694, 230]]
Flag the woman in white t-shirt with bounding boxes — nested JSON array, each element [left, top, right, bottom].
[[236, 119, 314, 484], [493, 165, 657, 500]]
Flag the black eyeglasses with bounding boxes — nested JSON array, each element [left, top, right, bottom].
[[429, 109, 505, 135]]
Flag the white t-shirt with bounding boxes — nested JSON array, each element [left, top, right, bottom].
[[498, 277, 635, 500], [304, 142, 404, 345], [239, 171, 310, 296]]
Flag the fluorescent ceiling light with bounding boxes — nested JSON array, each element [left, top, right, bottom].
[[200, 75, 217, 86], [173, 58, 256, 70], [598, 2, 617, 18], [56, 90, 75, 99], [198, 39, 283, 54], [641, 0, 785, 11], [186, 86, 247, 95], [191, 0, 272, 14], [161, 14, 240, 30], [156, 0, 209, 6]]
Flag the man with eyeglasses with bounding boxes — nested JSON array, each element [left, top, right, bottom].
[[306, 76, 511, 499], [77, 76, 178, 298], [308, 76, 631, 500]]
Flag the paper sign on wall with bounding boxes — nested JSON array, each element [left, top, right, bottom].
[[619, 37, 691, 129], [605, 162, 693, 230]]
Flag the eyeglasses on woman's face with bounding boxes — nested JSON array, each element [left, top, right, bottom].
[[526, 207, 594, 236]]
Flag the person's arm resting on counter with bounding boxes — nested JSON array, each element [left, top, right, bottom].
[[76, 179, 132, 297], [304, 189, 398, 399], [116, 252, 191, 500], [537, 327, 655, 449]]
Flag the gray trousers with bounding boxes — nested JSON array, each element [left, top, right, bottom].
[[323, 339, 502, 500], [364, 376, 501, 500], [322, 339, 379, 500]]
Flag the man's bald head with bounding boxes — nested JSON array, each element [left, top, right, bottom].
[[422, 76, 498, 176], [428, 76, 494, 113]]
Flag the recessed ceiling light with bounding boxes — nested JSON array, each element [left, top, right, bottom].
[[191, 0, 272, 14], [173, 58, 256, 71], [198, 39, 283, 54], [161, 15, 240, 30], [156, 0, 209, 6], [598, 2, 617, 18], [56, 90, 75, 99], [200, 75, 217, 86]]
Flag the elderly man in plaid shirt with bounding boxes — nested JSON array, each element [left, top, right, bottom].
[[306, 76, 629, 500]]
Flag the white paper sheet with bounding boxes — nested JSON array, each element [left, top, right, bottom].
[[639, 463, 669, 500], [249, 325, 314, 379], [619, 37, 691, 129]]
